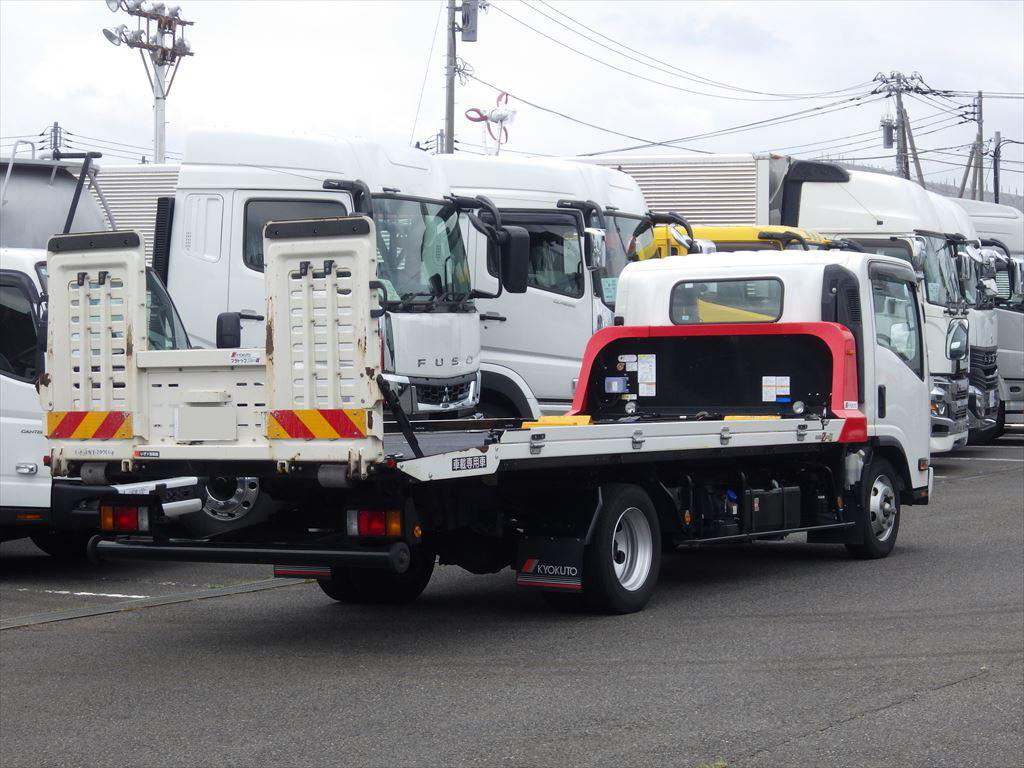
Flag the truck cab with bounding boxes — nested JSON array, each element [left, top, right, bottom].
[[952, 198, 1024, 428], [161, 130, 489, 417], [931, 193, 1003, 442], [789, 169, 970, 453], [438, 154, 648, 418], [614, 249, 932, 486]]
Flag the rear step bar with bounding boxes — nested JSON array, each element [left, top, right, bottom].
[[90, 537, 411, 573]]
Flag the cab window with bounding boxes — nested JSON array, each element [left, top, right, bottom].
[[871, 274, 923, 378], [0, 276, 39, 381], [243, 199, 348, 271], [670, 278, 783, 324], [499, 223, 584, 298]]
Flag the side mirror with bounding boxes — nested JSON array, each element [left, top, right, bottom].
[[1012, 260, 1024, 303], [585, 227, 607, 270], [499, 225, 530, 294], [909, 237, 927, 273], [216, 312, 242, 349], [946, 320, 969, 362]]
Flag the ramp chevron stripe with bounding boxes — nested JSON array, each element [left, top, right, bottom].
[[267, 409, 366, 440], [47, 411, 132, 439]]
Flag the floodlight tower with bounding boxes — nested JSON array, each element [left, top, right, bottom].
[[103, 0, 194, 163]]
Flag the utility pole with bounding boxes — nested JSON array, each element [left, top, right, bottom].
[[974, 91, 984, 200], [894, 91, 910, 179], [103, 1, 194, 164], [49, 122, 62, 156], [443, 0, 457, 154], [958, 143, 976, 198], [899, 99, 925, 186], [993, 131, 1001, 204]]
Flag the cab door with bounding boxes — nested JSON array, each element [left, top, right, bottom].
[[868, 263, 931, 466], [0, 270, 50, 513], [474, 209, 593, 412]]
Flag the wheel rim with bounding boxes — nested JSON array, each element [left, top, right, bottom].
[[611, 506, 653, 591], [203, 477, 260, 522], [868, 474, 897, 542]]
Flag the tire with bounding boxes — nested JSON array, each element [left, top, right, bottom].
[[318, 547, 435, 605], [30, 530, 93, 560], [845, 458, 901, 559], [581, 484, 661, 614]]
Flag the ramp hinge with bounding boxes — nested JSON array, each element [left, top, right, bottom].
[[796, 423, 809, 442], [529, 433, 545, 455], [719, 427, 732, 445], [631, 430, 645, 450]]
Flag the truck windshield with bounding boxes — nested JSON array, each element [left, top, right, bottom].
[[857, 236, 961, 309], [146, 271, 189, 350], [917, 234, 962, 309], [599, 213, 643, 309], [374, 196, 470, 306], [35, 264, 188, 350]]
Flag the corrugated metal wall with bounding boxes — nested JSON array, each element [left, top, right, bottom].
[[89, 164, 180, 263], [586, 156, 760, 225]]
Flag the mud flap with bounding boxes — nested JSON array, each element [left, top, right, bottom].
[[515, 537, 584, 591]]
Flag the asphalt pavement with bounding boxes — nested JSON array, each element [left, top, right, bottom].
[[1, 435, 1022, 767]]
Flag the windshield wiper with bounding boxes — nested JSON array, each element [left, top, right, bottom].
[[399, 291, 437, 311]]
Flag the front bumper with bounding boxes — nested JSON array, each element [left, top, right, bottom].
[[51, 476, 202, 530], [383, 371, 480, 416], [929, 374, 969, 450]]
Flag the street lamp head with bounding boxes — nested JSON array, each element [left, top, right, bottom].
[[125, 0, 144, 11], [125, 28, 145, 46], [173, 37, 191, 55], [105, 0, 122, 12], [145, 1, 166, 15], [102, 24, 127, 46], [166, 5, 181, 18]]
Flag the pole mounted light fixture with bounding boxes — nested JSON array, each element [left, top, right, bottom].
[[102, 0, 195, 163]]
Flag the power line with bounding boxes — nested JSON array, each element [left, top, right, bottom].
[[781, 110, 966, 155], [533, 0, 873, 100], [468, 72, 713, 153], [581, 92, 885, 155], [517, 0, 871, 102], [490, 2, 874, 103], [65, 130, 182, 156], [410, 0, 445, 144]]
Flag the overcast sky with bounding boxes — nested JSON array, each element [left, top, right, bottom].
[[2, 0, 1022, 192]]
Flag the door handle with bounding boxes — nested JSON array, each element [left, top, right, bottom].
[[16, 463, 38, 475], [877, 385, 886, 419], [479, 312, 506, 322]]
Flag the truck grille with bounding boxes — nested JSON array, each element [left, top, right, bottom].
[[969, 346, 999, 391], [417, 381, 472, 407]]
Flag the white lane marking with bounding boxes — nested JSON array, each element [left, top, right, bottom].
[[937, 457, 1024, 463], [15, 588, 149, 599]]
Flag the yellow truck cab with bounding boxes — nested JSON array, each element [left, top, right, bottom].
[[637, 224, 831, 259]]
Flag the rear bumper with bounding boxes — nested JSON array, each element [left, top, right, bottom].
[[51, 476, 202, 530], [91, 536, 410, 573]]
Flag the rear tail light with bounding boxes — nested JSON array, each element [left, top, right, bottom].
[[347, 509, 402, 537], [100, 505, 149, 533]]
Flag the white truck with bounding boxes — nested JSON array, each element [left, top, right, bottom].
[[585, 155, 971, 452], [952, 198, 1024, 427], [437, 154, 651, 418], [785, 168, 971, 453], [931, 193, 1004, 442], [42, 218, 931, 614], [1, 153, 201, 555]]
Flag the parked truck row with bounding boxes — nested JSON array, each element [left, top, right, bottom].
[[1, 139, 1020, 618]]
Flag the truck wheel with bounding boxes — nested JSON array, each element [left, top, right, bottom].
[[846, 458, 900, 559], [318, 547, 435, 605], [179, 477, 278, 537], [30, 531, 92, 560], [582, 484, 661, 614]]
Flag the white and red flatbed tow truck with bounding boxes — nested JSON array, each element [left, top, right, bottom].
[[43, 220, 931, 614]]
